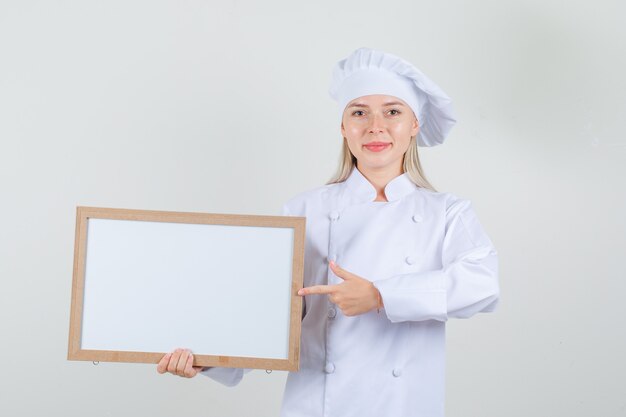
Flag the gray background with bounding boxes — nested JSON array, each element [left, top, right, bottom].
[[1, 0, 624, 416]]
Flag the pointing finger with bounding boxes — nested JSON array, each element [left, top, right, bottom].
[[298, 285, 336, 296]]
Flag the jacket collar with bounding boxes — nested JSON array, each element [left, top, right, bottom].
[[342, 167, 418, 205]]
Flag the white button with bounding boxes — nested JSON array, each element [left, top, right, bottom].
[[329, 210, 340, 221], [405, 256, 417, 265], [325, 362, 335, 374], [328, 308, 336, 319], [392, 368, 402, 377], [412, 214, 422, 223]]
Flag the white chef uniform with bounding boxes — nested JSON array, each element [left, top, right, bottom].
[[202, 165, 499, 417]]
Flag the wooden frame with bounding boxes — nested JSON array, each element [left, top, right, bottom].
[[68, 206, 305, 371]]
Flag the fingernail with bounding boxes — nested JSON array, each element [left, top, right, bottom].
[[297, 289, 304, 295]]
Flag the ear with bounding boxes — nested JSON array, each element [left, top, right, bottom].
[[411, 115, 420, 137], [340, 121, 345, 137]]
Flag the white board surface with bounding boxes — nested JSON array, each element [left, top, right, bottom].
[[80, 218, 295, 360]]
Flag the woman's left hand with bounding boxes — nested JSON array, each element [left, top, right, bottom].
[[297, 261, 382, 316]]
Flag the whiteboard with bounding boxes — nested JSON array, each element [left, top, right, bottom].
[[68, 206, 305, 371]]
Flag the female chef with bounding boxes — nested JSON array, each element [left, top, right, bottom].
[[157, 47, 500, 417]]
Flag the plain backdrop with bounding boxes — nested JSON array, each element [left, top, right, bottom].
[[1, 1, 625, 416]]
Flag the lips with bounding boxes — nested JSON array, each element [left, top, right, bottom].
[[363, 142, 391, 152]]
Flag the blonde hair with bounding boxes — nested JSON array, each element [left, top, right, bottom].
[[326, 135, 437, 192]]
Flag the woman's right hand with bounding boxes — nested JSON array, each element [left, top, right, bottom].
[[157, 348, 206, 378]]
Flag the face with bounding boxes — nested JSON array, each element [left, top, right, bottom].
[[341, 94, 419, 173]]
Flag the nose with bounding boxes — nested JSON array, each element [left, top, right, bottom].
[[368, 112, 385, 134]]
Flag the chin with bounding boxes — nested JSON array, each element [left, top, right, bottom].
[[359, 159, 392, 169], [359, 154, 403, 168]]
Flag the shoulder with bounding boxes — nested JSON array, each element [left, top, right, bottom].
[[414, 187, 471, 213], [413, 188, 482, 231], [424, 189, 492, 246]]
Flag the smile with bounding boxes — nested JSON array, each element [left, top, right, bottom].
[[363, 143, 391, 152]]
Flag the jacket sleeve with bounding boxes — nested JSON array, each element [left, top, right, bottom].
[[199, 367, 249, 387], [372, 196, 500, 323]]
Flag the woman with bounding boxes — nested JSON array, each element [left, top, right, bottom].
[[157, 47, 500, 417]]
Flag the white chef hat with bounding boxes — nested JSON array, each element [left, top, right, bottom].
[[328, 47, 457, 147]]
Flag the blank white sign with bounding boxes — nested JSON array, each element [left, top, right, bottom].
[[68, 206, 304, 370], [79, 216, 295, 360]]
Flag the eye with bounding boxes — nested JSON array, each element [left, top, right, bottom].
[[351, 110, 365, 116], [388, 109, 401, 116]]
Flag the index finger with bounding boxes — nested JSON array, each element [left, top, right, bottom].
[[183, 353, 198, 378], [298, 285, 336, 296]]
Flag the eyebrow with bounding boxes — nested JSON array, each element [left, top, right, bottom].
[[347, 101, 406, 108]]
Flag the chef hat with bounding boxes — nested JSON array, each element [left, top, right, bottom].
[[328, 47, 457, 147]]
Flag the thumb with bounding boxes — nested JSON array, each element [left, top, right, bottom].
[[330, 261, 350, 280]]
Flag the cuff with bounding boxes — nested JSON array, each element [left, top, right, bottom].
[[199, 367, 245, 387], [373, 270, 447, 323]]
